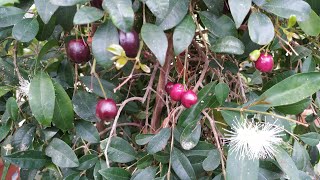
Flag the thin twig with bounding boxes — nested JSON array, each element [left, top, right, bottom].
[[104, 97, 143, 168], [192, 40, 210, 91], [237, 73, 247, 103]]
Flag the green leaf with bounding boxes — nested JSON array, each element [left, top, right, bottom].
[[75, 120, 100, 144], [262, 70, 295, 91], [178, 82, 219, 127], [37, 39, 59, 61], [183, 141, 215, 157], [153, 151, 170, 163], [171, 148, 196, 180], [173, 15, 196, 55], [12, 124, 36, 151], [141, 23, 168, 66], [0, 7, 25, 28], [275, 98, 311, 115], [4, 150, 50, 169], [215, 82, 230, 105], [72, 90, 98, 122], [50, 0, 89, 6], [210, 36, 245, 55], [137, 155, 153, 169], [261, 0, 311, 21], [92, 20, 119, 68], [229, 0, 252, 28], [101, 137, 137, 163], [0, 86, 11, 98], [77, 154, 98, 170], [302, 56, 316, 73], [290, 46, 312, 62], [12, 18, 39, 42], [180, 121, 201, 150], [146, 0, 169, 19], [199, 11, 237, 38], [52, 81, 74, 131], [45, 138, 79, 167], [135, 134, 154, 145], [220, 110, 241, 127], [248, 12, 275, 45], [203, 0, 224, 15], [292, 140, 310, 170], [132, 167, 157, 180], [73, 7, 104, 25], [0, 122, 11, 142], [80, 76, 120, 101], [93, 160, 104, 180], [258, 72, 320, 107], [298, 10, 320, 36], [226, 151, 259, 180], [36, 15, 56, 41], [0, 0, 19, 6], [99, 167, 131, 180], [258, 168, 282, 179], [55, 6, 77, 31], [6, 97, 18, 121], [147, 128, 171, 154], [41, 127, 59, 141], [299, 132, 320, 146], [35, 0, 59, 24], [102, 0, 134, 32], [29, 71, 55, 126], [64, 173, 80, 180], [156, 0, 189, 30], [274, 147, 300, 180], [202, 149, 220, 171], [57, 59, 74, 87]]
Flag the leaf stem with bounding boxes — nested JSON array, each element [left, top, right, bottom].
[[216, 107, 309, 127], [91, 59, 107, 99]]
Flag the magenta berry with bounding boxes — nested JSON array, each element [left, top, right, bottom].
[[96, 99, 118, 121], [169, 83, 185, 101], [181, 90, 198, 108], [165, 82, 175, 94], [119, 30, 139, 58], [67, 39, 91, 64], [255, 53, 274, 72]]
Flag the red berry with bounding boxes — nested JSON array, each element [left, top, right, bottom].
[[119, 30, 139, 58], [181, 90, 198, 108], [90, 0, 103, 9], [169, 83, 185, 101], [165, 82, 175, 94], [255, 53, 274, 72], [67, 39, 91, 64], [96, 99, 118, 121]]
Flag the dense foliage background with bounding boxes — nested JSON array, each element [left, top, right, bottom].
[[0, 0, 320, 179]]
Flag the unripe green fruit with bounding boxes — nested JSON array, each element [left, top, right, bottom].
[[249, 50, 261, 62]]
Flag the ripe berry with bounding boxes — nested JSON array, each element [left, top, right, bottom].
[[165, 82, 175, 94], [119, 30, 139, 58], [169, 83, 185, 101], [67, 39, 91, 64], [181, 90, 198, 108], [255, 53, 274, 72], [90, 0, 103, 9], [96, 99, 118, 121]]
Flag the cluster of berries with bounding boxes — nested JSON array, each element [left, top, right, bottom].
[[165, 82, 198, 108]]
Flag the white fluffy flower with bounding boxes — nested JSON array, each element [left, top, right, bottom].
[[224, 121, 284, 160]]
